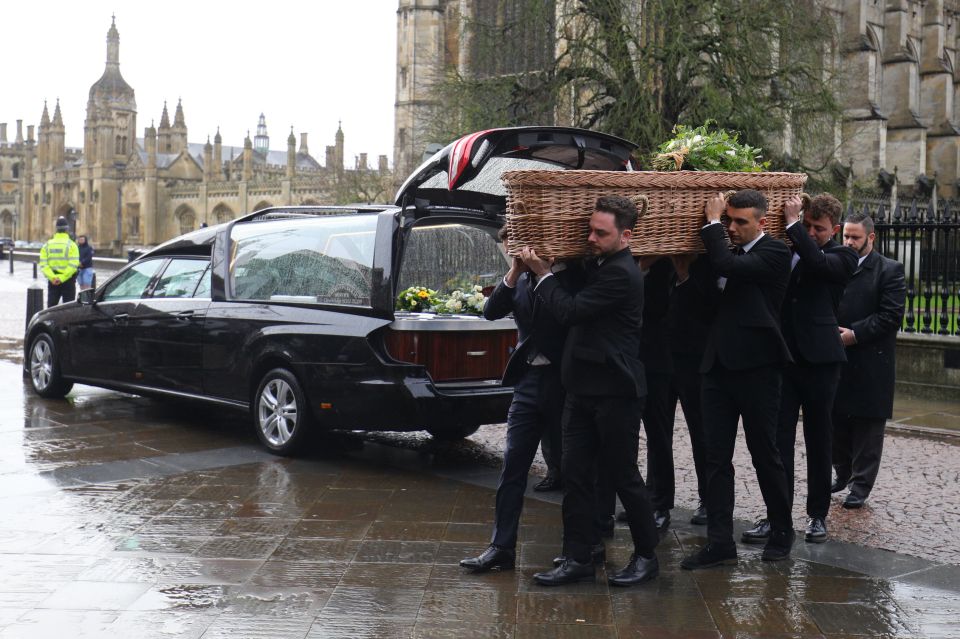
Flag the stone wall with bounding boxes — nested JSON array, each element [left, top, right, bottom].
[[895, 333, 960, 400]]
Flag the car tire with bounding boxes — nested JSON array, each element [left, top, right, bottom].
[[427, 423, 481, 441], [28, 333, 74, 398], [253, 368, 311, 456]]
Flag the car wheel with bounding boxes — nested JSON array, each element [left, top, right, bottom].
[[28, 333, 74, 398], [427, 423, 481, 441], [253, 368, 310, 456]]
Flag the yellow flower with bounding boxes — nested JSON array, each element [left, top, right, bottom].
[[417, 290, 429, 298]]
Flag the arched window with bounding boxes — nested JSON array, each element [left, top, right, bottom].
[[212, 203, 234, 224], [176, 206, 197, 235], [866, 26, 882, 108]]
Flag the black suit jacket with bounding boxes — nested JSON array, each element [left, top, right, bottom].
[[666, 254, 719, 362], [780, 225, 858, 364], [484, 268, 575, 387], [833, 250, 906, 418], [535, 248, 646, 398], [699, 224, 793, 373], [639, 258, 673, 374]]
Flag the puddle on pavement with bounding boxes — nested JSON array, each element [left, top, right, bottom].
[[0, 360, 958, 637]]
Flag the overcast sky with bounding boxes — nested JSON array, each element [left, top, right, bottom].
[[1, 1, 398, 168]]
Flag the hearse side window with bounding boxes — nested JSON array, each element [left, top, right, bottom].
[[101, 259, 165, 301], [151, 258, 210, 299], [398, 223, 509, 297], [229, 215, 377, 306]]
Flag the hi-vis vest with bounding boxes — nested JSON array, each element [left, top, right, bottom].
[[39, 232, 80, 283]]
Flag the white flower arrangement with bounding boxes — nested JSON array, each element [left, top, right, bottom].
[[396, 284, 487, 316], [437, 285, 486, 315]]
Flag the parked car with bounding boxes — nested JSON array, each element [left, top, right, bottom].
[[0, 237, 11, 257], [24, 127, 638, 454]]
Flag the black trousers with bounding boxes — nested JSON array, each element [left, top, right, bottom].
[[642, 357, 708, 511], [539, 394, 563, 479], [832, 412, 886, 500], [490, 365, 563, 549], [561, 393, 657, 562], [47, 276, 76, 307], [701, 364, 791, 546], [776, 361, 841, 519]]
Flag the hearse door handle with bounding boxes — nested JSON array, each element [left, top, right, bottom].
[[466, 350, 487, 357], [112, 313, 129, 324], [175, 310, 195, 321]]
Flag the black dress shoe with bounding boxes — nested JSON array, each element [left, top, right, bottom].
[[830, 477, 848, 494], [690, 503, 708, 526], [459, 545, 515, 572], [761, 529, 795, 562], [843, 493, 866, 509], [740, 518, 771, 544], [553, 543, 605, 567], [533, 559, 595, 586], [654, 510, 671, 531], [609, 553, 659, 587], [533, 475, 562, 492], [680, 543, 737, 570], [804, 517, 827, 544]]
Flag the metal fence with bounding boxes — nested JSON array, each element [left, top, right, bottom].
[[845, 197, 960, 337]]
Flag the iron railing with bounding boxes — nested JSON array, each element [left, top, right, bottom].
[[845, 197, 960, 337]]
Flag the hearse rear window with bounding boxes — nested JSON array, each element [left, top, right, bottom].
[[398, 223, 509, 297], [229, 216, 377, 306]]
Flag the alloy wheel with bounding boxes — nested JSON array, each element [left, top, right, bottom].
[[257, 378, 299, 447]]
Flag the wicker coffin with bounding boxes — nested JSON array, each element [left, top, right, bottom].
[[502, 170, 808, 257]]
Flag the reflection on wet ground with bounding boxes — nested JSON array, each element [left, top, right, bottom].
[[0, 361, 959, 637]]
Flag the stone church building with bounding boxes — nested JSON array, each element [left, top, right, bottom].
[[394, 0, 960, 198], [0, 18, 390, 252]]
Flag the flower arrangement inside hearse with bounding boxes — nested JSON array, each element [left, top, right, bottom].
[[396, 285, 487, 316]]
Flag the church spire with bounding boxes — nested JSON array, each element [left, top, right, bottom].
[[159, 101, 170, 129], [40, 101, 51, 127], [254, 113, 269, 153], [174, 98, 186, 127], [106, 14, 120, 70], [52, 99, 64, 128]]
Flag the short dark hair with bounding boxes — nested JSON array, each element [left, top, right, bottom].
[[844, 210, 875, 234], [595, 195, 638, 232], [497, 224, 509, 242], [727, 189, 768, 220], [807, 194, 842, 226]]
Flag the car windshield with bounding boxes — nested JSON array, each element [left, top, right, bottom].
[[397, 222, 509, 302], [229, 215, 377, 306]]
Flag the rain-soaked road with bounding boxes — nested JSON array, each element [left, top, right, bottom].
[[1, 263, 959, 637]]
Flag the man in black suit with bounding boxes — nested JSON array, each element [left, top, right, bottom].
[[627, 255, 717, 531], [741, 194, 856, 546], [832, 211, 906, 509], [521, 195, 659, 587], [663, 254, 719, 526], [681, 189, 795, 570], [460, 229, 577, 573]]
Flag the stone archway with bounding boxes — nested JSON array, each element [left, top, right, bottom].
[[253, 200, 273, 211], [175, 205, 197, 235], [212, 203, 234, 224], [55, 202, 78, 236], [0, 210, 13, 237]]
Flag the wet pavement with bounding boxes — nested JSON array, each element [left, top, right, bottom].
[[2, 264, 960, 637]]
